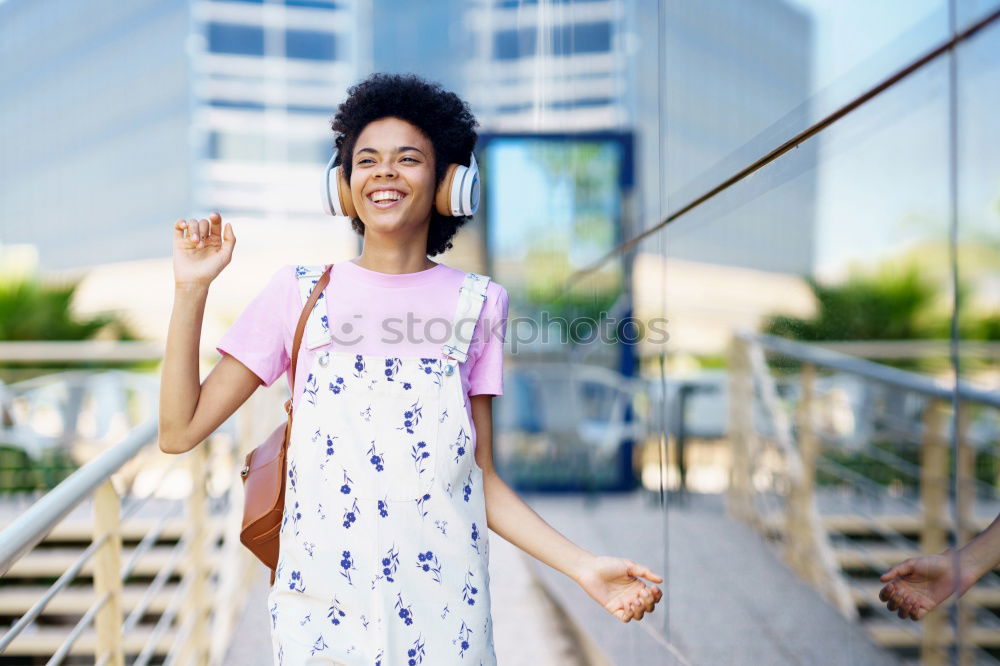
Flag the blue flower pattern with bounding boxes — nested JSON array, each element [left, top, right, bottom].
[[266, 266, 496, 664]]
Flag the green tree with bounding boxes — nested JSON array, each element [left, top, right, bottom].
[[763, 263, 943, 341], [0, 273, 147, 377], [0, 275, 137, 341]]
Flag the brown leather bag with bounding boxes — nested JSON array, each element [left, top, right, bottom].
[[239, 263, 332, 585]]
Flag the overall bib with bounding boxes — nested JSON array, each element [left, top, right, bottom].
[[267, 265, 497, 666]]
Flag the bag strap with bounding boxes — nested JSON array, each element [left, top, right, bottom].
[[284, 263, 333, 416]]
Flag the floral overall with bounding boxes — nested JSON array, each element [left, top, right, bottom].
[[267, 265, 497, 666]]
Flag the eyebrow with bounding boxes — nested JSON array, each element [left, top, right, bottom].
[[355, 146, 427, 158]]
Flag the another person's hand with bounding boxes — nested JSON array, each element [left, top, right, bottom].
[[878, 553, 962, 621], [575, 555, 664, 623], [173, 212, 235, 288]]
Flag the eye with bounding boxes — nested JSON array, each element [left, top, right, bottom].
[[357, 158, 374, 165], [401, 156, 419, 163]]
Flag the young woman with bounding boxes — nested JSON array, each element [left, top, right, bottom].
[[160, 73, 663, 665]]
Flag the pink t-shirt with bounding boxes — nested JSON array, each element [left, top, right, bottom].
[[215, 259, 509, 411]]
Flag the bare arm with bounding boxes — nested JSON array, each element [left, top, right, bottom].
[[470, 393, 663, 623], [959, 511, 1000, 585], [158, 212, 259, 454], [469, 394, 596, 582]]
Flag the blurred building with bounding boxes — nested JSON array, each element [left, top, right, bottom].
[[464, 0, 630, 131], [464, 0, 816, 276], [0, 0, 368, 271]]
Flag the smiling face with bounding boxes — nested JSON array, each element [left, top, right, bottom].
[[349, 116, 437, 233]]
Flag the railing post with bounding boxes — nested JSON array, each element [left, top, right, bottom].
[[179, 442, 210, 665], [921, 399, 948, 666], [786, 363, 820, 584], [92, 479, 124, 666], [956, 403, 975, 666], [726, 335, 756, 525]]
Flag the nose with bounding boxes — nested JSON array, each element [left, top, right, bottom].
[[373, 158, 397, 179]]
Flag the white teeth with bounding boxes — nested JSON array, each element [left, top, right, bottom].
[[371, 190, 404, 203]]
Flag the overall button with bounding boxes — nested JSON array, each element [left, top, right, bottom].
[[318, 354, 329, 367], [444, 364, 455, 376]]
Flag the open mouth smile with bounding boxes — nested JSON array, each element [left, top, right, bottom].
[[367, 189, 408, 209]]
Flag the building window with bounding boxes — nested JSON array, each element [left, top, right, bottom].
[[286, 138, 331, 163], [286, 29, 336, 60], [494, 28, 536, 60], [208, 99, 266, 110], [495, 21, 612, 60], [208, 131, 267, 161], [286, 104, 334, 114], [207, 23, 265, 56], [553, 21, 612, 56], [285, 0, 340, 8], [548, 97, 615, 110]]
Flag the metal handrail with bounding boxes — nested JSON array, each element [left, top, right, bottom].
[[728, 330, 1000, 661], [745, 331, 1000, 408], [135, 576, 193, 666], [123, 531, 189, 635], [0, 532, 111, 652], [0, 417, 159, 574], [47, 590, 111, 666], [0, 357, 261, 665]]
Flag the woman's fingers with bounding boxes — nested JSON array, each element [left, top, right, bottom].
[[618, 603, 632, 622], [641, 587, 656, 612], [175, 214, 230, 257], [881, 560, 914, 582], [209, 212, 222, 243], [627, 560, 664, 583], [221, 222, 236, 259], [614, 580, 665, 623]]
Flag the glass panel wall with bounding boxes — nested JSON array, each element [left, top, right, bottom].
[[6, 0, 999, 663]]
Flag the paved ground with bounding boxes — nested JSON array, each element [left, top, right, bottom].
[[520, 489, 902, 666], [222, 530, 588, 666]]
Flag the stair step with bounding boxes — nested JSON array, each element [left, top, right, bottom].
[[850, 581, 1000, 607], [763, 513, 998, 536], [4, 546, 222, 578], [836, 545, 1000, 572], [0, 626, 177, 656], [0, 584, 186, 615], [864, 621, 1000, 648], [0, 517, 226, 542]]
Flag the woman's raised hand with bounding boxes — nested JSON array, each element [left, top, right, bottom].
[[173, 212, 235, 287]]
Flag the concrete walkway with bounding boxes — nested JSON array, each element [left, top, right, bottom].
[[222, 531, 588, 665], [520, 490, 902, 666]]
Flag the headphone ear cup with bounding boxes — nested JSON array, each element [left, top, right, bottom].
[[336, 166, 356, 218], [435, 164, 459, 216]]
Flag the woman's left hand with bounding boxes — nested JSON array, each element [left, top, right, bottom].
[[576, 555, 664, 622]]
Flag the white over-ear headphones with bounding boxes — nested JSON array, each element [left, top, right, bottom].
[[321, 147, 480, 218]]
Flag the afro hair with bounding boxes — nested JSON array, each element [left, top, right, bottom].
[[330, 73, 480, 256]]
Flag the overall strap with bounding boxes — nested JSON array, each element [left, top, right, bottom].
[[294, 264, 334, 350], [441, 272, 491, 363]]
